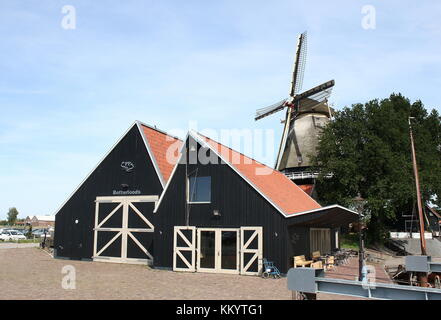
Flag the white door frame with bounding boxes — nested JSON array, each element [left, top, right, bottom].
[[93, 195, 158, 265], [173, 226, 196, 272], [240, 226, 263, 276], [196, 228, 240, 274]]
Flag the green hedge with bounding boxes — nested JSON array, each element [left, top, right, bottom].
[[340, 233, 359, 250]]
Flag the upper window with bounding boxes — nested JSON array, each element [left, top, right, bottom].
[[188, 175, 211, 203]]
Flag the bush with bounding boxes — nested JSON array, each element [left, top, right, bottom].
[[340, 233, 359, 250]]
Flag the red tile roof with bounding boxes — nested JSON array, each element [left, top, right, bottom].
[[194, 132, 322, 216], [139, 124, 183, 184], [298, 184, 314, 196]]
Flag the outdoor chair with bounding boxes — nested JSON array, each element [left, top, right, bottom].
[[293, 255, 313, 268], [311, 261, 323, 269], [311, 251, 321, 261]]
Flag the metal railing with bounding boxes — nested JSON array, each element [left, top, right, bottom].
[[283, 171, 333, 180]]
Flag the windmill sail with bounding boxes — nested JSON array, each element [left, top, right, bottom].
[[275, 31, 308, 170], [275, 81, 335, 171], [253, 31, 335, 175], [276, 101, 333, 171], [294, 80, 334, 114], [292, 80, 334, 106], [290, 31, 307, 96], [254, 99, 287, 121]]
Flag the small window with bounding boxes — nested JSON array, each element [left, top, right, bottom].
[[188, 175, 211, 203]]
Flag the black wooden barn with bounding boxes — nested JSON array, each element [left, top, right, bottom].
[[54, 121, 357, 274]]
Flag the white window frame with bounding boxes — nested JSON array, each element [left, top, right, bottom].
[[196, 228, 240, 274], [186, 175, 211, 204]]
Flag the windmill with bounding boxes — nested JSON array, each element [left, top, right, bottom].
[[255, 31, 335, 184]]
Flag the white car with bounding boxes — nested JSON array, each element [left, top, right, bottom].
[[0, 230, 27, 241]]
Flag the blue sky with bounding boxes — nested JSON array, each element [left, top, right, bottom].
[[1, 0, 440, 219]]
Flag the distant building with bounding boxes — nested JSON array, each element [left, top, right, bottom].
[[391, 205, 441, 238], [25, 215, 55, 228]]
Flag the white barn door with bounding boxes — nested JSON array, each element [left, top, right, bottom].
[[240, 227, 263, 275], [93, 195, 158, 265], [173, 226, 196, 272]]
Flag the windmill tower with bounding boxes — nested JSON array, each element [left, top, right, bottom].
[[255, 32, 334, 193]]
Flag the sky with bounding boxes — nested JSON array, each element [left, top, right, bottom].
[[1, 0, 441, 219]]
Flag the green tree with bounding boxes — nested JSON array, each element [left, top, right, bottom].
[[7, 207, 19, 226], [313, 94, 441, 243]]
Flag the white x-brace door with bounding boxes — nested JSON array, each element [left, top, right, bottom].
[[172, 226, 263, 275], [240, 227, 263, 275], [93, 195, 158, 265], [173, 226, 196, 272]]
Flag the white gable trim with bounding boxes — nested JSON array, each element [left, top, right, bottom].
[[152, 131, 356, 221], [54, 121, 165, 216], [286, 204, 358, 218], [54, 122, 139, 216], [136, 120, 182, 141], [191, 132, 340, 219], [189, 131, 291, 218], [152, 131, 288, 216]]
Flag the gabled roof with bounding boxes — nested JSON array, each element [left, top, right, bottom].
[[137, 121, 183, 185], [192, 132, 322, 216], [54, 121, 182, 215], [154, 130, 357, 220]]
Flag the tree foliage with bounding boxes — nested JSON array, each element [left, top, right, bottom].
[[313, 94, 441, 242], [7, 207, 19, 226]]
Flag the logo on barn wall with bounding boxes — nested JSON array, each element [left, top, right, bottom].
[[113, 190, 141, 195], [121, 161, 135, 172]]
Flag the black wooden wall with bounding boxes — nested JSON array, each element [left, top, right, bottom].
[[154, 136, 295, 273], [392, 207, 440, 234], [287, 225, 340, 261], [54, 125, 163, 260], [54, 129, 344, 273]]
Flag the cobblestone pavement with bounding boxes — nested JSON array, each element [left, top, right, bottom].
[[0, 248, 390, 300]]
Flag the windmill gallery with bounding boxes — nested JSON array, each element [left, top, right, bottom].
[[53, 32, 358, 275]]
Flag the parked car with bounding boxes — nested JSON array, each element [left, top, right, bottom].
[[0, 230, 27, 241], [32, 229, 51, 238]]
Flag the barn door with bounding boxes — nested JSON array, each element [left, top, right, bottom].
[[240, 227, 263, 275], [196, 228, 240, 274], [93, 195, 157, 265], [173, 226, 196, 272]]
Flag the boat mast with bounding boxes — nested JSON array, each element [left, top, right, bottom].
[[409, 117, 427, 255]]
